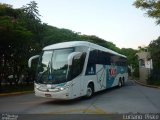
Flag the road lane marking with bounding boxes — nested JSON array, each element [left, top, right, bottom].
[[92, 105, 108, 114], [42, 106, 111, 114], [43, 109, 95, 114]]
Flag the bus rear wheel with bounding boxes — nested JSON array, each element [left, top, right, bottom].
[[118, 79, 122, 87], [122, 77, 125, 86], [86, 84, 94, 98]]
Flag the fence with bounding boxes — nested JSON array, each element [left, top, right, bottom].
[[147, 68, 160, 85]]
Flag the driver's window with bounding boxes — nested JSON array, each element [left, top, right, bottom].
[[71, 53, 86, 79], [38, 51, 53, 73]]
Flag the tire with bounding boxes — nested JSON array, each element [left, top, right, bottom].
[[122, 77, 125, 86], [86, 84, 94, 98], [118, 79, 122, 87]]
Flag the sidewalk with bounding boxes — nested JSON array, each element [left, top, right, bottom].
[[134, 80, 160, 89]]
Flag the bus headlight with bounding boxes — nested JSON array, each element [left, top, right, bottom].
[[56, 86, 69, 92], [59, 87, 65, 91]]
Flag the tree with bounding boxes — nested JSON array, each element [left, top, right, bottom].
[[149, 36, 160, 68], [148, 37, 160, 85], [133, 0, 160, 84], [79, 34, 121, 53], [0, 4, 33, 84], [42, 25, 81, 46], [21, 1, 44, 48], [22, 1, 41, 21], [0, 2, 43, 86], [120, 48, 139, 77], [133, 0, 160, 24]]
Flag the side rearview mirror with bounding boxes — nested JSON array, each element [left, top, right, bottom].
[[68, 52, 82, 66], [28, 55, 40, 68]]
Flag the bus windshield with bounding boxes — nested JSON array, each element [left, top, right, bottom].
[[36, 48, 74, 84]]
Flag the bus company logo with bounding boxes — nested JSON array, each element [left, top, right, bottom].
[[109, 67, 117, 77]]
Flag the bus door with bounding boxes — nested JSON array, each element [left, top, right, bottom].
[[69, 52, 86, 98]]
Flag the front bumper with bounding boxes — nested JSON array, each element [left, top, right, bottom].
[[35, 88, 72, 100]]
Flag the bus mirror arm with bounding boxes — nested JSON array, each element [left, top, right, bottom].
[[68, 52, 82, 65], [28, 55, 40, 68]]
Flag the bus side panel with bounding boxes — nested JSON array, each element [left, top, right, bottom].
[[106, 65, 115, 88], [84, 64, 107, 93], [70, 76, 82, 99], [95, 64, 106, 91], [83, 64, 128, 94], [106, 65, 128, 88]]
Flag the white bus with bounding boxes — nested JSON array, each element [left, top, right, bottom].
[[28, 41, 128, 99]]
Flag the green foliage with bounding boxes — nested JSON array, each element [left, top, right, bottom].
[[21, 1, 41, 21], [133, 0, 160, 24], [79, 34, 121, 53], [42, 25, 80, 46], [148, 76, 160, 85], [0, 84, 33, 93], [120, 48, 138, 67], [149, 36, 160, 69], [0, 1, 140, 87], [0, 1, 41, 85], [147, 36, 160, 85], [120, 48, 139, 77]]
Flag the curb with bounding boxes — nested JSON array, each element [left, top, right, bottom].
[[0, 91, 33, 97], [134, 80, 160, 89]]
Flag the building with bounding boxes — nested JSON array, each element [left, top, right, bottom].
[[136, 49, 153, 83]]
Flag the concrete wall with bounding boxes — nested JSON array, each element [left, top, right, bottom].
[[139, 67, 150, 83], [136, 51, 152, 83]]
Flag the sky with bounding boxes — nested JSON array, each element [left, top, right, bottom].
[[1, 0, 160, 49]]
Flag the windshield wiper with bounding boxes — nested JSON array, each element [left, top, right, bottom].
[[37, 69, 48, 83]]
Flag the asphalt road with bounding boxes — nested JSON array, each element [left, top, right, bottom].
[[0, 80, 160, 115]]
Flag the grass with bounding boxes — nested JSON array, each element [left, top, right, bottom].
[[147, 77, 160, 86], [0, 84, 34, 93], [150, 81, 160, 86]]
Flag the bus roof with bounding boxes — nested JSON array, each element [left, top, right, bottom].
[[43, 41, 126, 58]]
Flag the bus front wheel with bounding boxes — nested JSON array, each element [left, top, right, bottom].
[[86, 84, 94, 98]]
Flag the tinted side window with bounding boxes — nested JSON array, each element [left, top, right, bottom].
[[86, 49, 127, 75], [120, 57, 127, 66], [86, 50, 98, 75], [86, 50, 112, 75], [111, 55, 127, 66], [70, 53, 86, 79], [88, 50, 98, 64], [87, 50, 113, 66], [98, 51, 111, 65]]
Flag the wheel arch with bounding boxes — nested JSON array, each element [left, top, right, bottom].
[[87, 81, 94, 92]]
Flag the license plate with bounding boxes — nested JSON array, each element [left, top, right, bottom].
[[45, 94, 51, 97]]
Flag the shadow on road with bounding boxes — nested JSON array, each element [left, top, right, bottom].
[[40, 80, 136, 105], [41, 80, 136, 105]]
